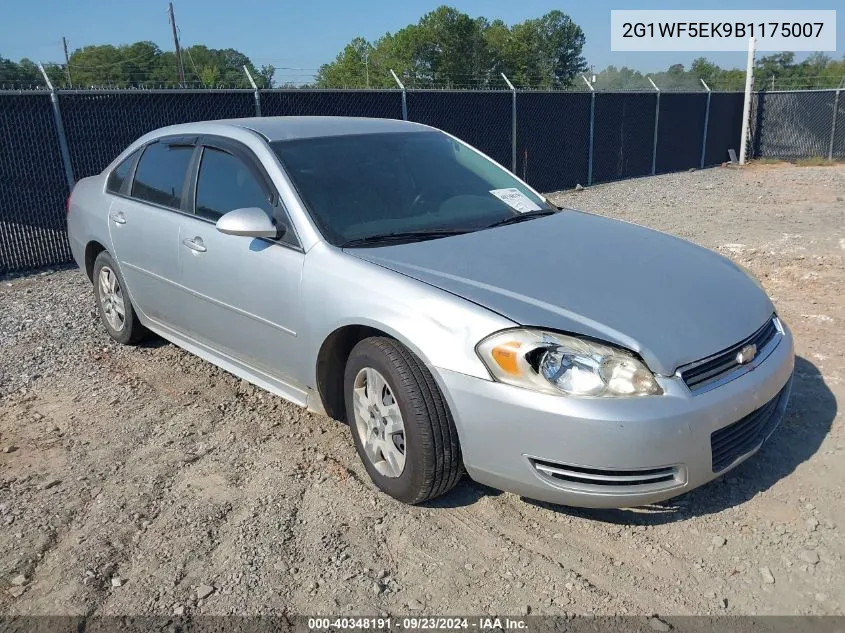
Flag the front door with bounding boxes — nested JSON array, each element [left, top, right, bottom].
[[176, 143, 305, 386]]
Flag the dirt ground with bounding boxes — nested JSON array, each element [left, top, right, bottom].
[[0, 164, 843, 619]]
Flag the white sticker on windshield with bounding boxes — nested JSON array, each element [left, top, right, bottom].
[[489, 188, 542, 213]]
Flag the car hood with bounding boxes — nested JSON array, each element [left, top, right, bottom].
[[345, 210, 774, 376]]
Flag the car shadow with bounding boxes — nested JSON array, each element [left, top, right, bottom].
[[440, 356, 836, 524]]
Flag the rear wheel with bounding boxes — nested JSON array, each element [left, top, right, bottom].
[[92, 251, 147, 345], [344, 337, 462, 504]]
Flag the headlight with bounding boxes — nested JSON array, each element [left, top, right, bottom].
[[476, 329, 662, 397]]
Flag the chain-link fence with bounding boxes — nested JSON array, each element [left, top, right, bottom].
[[515, 92, 592, 192], [407, 90, 513, 170], [0, 93, 72, 272], [60, 90, 256, 180], [3, 85, 840, 274], [751, 89, 844, 161]]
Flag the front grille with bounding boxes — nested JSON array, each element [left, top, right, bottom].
[[710, 385, 788, 472], [681, 317, 780, 392], [530, 458, 681, 490]]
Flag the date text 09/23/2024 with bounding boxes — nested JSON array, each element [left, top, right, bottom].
[[307, 617, 529, 631]]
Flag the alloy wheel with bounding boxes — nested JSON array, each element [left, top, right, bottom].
[[352, 367, 407, 477], [98, 266, 126, 332]]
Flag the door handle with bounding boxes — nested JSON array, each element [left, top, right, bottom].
[[109, 211, 126, 225], [182, 236, 207, 253]]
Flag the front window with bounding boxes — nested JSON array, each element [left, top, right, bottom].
[[271, 131, 552, 246], [194, 147, 272, 221]]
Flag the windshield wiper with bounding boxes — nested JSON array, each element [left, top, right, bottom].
[[485, 209, 556, 229], [340, 229, 470, 248]]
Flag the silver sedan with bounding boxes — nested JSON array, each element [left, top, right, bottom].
[[67, 117, 794, 507]]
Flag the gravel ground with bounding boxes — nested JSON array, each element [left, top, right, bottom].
[[0, 163, 843, 618]]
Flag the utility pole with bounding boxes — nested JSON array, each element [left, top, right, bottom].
[[168, 2, 185, 84], [62, 36, 72, 87]]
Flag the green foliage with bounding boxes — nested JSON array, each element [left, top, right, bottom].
[[593, 53, 845, 92], [0, 42, 274, 89], [315, 5, 587, 89]]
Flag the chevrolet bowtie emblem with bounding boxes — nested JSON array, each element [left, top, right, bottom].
[[736, 344, 757, 365]]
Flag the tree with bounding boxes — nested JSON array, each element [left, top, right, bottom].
[[315, 5, 587, 89]]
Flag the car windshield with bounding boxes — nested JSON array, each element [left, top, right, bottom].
[[271, 131, 553, 246]]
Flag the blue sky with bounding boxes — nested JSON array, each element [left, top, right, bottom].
[[1, 0, 841, 84]]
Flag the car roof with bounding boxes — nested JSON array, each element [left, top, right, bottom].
[[199, 116, 433, 142]]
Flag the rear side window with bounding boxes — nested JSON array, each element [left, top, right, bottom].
[[106, 151, 137, 194], [131, 142, 194, 209], [194, 147, 271, 221]]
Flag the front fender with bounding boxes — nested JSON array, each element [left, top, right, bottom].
[[298, 243, 515, 389]]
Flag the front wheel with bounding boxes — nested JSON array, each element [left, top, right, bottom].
[[344, 337, 462, 504]]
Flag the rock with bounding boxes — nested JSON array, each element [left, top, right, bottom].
[[648, 616, 671, 632], [6, 586, 25, 598], [815, 593, 827, 603], [408, 599, 424, 611], [711, 536, 726, 547], [173, 606, 185, 616], [797, 549, 819, 565], [575, 184, 585, 191], [3, 446, 18, 454], [10, 574, 27, 586], [40, 478, 62, 491], [759, 567, 775, 584], [196, 584, 215, 600], [372, 582, 383, 596], [805, 518, 819, 531], [111, 576, 124, 588], [522, 605, 531, 616]]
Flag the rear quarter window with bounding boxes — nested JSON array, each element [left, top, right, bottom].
[[106, 150, 138, 194]]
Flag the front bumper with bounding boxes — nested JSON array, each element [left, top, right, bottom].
[[434, 324, 795, 508]]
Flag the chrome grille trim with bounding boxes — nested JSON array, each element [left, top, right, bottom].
[[678, 316, 783, 395], [529, 458, 684, 493]]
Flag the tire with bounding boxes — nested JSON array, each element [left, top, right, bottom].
[[344, 336, 462, 504], [92, 251, 147, 345]]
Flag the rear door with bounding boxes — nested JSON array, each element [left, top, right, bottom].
[[107, 137, 196, 328], [175, 137, 305, 385]]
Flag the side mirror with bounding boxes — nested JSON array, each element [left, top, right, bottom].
[[215, 207, 283, 239]]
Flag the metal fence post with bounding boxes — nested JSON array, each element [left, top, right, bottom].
[[38, 63, 74, 189], [647, 76, 660, 176], [581, 75, 596, 186], [502, 73, 517, 174], [739, 37, 757, 164], [243, 65, 261, 117], [829, 89, 841, 160], [390, 69, 408, 120], [700, 78, 712, 168]]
